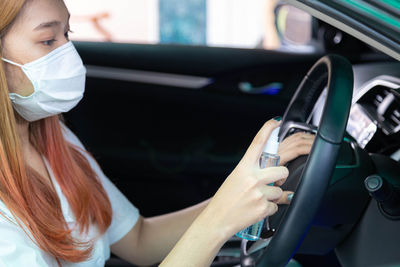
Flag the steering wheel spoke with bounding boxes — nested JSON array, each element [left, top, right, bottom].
[[279, 121, 318, 142]]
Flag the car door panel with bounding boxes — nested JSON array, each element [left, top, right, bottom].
[[64, 42, 321, 216]]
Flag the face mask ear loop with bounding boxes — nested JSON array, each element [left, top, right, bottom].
[[1, 58, 23, 68]]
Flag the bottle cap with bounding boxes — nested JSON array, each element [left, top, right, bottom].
[[263, 127, 280, 154]]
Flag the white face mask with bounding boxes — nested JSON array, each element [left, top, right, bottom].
[[1, 41, 86, 122]]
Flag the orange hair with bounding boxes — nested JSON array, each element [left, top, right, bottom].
[[0, 0, 112, 263]]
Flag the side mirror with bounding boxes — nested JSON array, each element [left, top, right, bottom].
[[275, 4, 313, 46]]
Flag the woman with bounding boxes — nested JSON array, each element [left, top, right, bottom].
[[0, 0, 314, 266]]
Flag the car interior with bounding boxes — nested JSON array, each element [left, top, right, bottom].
[[63, 2, 400, 266]]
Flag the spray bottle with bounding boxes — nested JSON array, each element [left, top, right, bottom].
[[236, 126, 280, 241]]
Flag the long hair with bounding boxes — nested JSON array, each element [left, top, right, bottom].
[[0, 0, 112, 263]]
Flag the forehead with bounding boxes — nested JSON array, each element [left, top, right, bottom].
[[14, 0, 70, 31]]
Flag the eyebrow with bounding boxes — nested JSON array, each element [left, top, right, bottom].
[[33, 20, 61, 31], [33, 14, 71, 31]]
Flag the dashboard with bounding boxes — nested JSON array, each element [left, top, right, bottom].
[[282, 61, 400, 267], [312, 62, 400, 157]]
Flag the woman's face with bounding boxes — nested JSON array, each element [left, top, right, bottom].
[[2, 0, 71, 96]]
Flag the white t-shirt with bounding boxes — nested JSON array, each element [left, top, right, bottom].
[[0, 124, 140, 266]]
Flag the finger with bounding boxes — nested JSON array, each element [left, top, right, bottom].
[[279, 144, 313, 166], [279, 133, 315, 150], [271, 172, 290, 186], [274, 177, 287, 186], [242, 119, 281, 165], [279, 133, 314, 149], [264, 202, 279, 217], [278, 135, 314, 156], [256, 166, 289, 185], [287, 131, 315, 139], [279, 140, 314, 158], [293, 132, 315, 140], [259, 185, 283, 202], [275, 191, 294, 204], [304, 133, 316, 140], [278, 135, 314, 166]]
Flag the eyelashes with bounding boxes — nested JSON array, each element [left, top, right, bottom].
[[42, 39, 56, 46], [42, 30, 73, 46]]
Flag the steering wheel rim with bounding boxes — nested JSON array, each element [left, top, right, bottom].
[[243, 55, 354, 267]]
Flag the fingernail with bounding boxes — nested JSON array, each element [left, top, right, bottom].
[[273, 116, 282, 121], [287, 193, 294, 202]]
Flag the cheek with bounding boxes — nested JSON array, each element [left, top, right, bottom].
[[4, 63, 34, 96]]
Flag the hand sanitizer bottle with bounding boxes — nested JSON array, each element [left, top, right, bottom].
[[236, 127, 280, 241]]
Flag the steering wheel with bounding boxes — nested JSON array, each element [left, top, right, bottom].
[[240, 55, 354, 267]]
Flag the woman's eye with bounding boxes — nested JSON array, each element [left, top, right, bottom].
[[42, 39, 56, 46]]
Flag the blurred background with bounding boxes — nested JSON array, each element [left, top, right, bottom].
[[64, 0, 314, 51]]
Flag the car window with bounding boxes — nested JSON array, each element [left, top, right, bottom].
[[64, 0, 313, 51]]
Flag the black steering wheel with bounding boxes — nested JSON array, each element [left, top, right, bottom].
[[240, 55, 354, 267]]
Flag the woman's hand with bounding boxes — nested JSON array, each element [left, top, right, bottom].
[[200, 119, 289, 240], [160, 119, 295, 267], [270, 132, 315, 204], [278, 132, 315, 166]]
